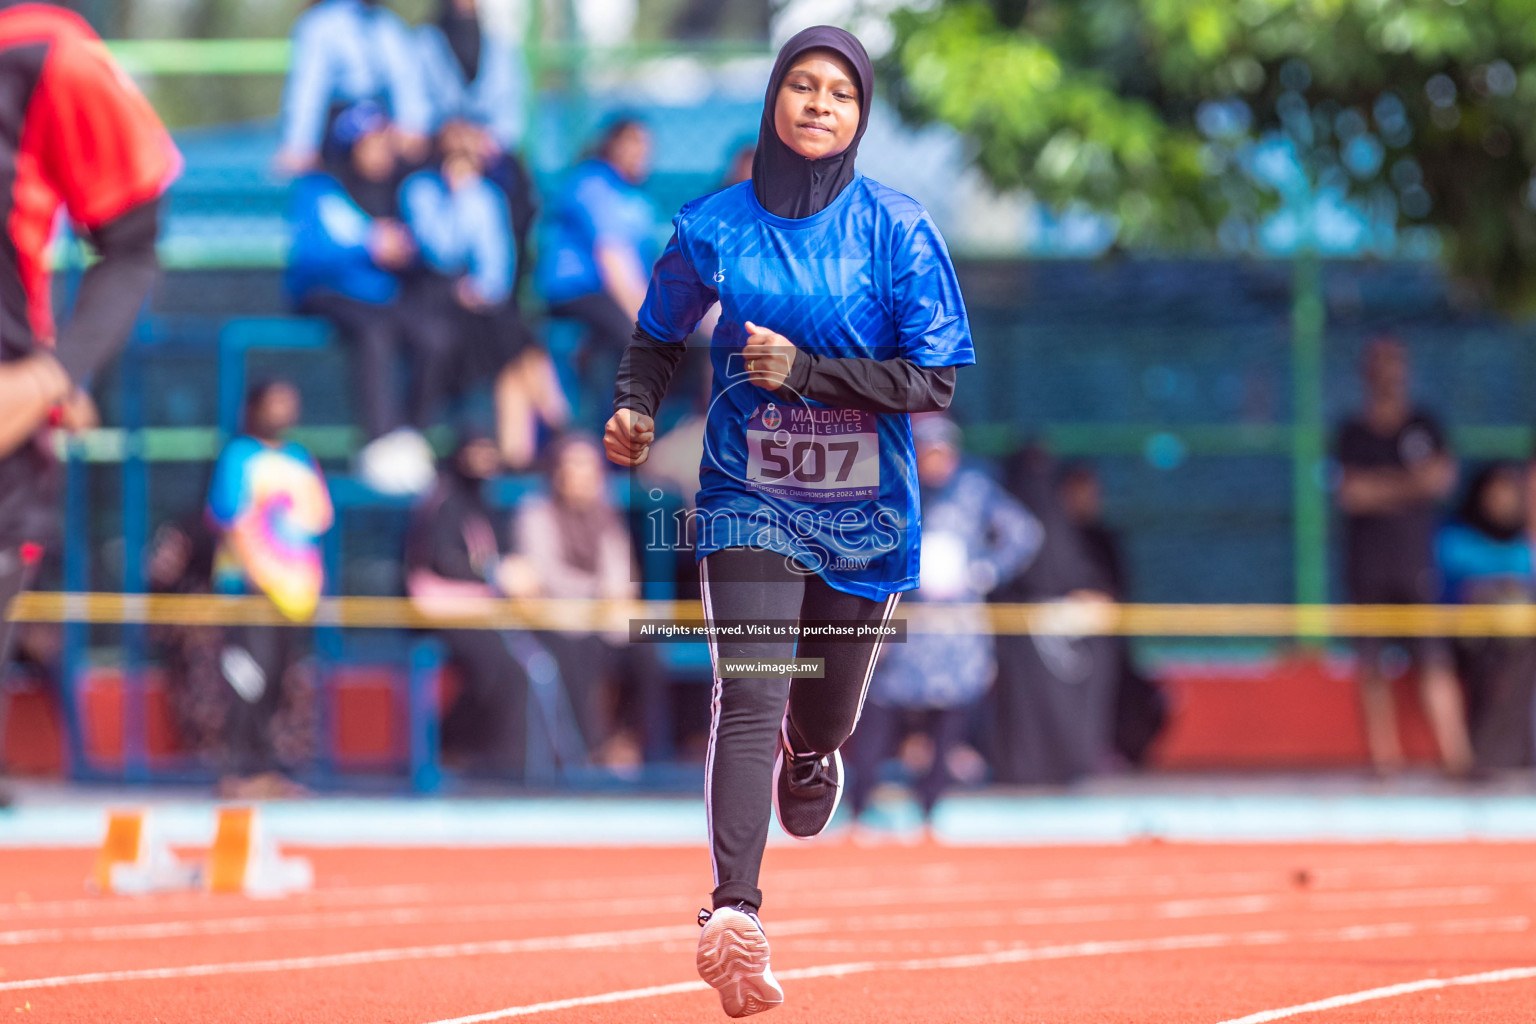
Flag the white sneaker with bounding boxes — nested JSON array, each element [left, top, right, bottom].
[[357, 428, 436, 496], [696, 904, 783, 1018]]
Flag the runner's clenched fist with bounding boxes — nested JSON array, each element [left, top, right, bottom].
[[604, 407, 655, 467], [742, 321, 798, 391]]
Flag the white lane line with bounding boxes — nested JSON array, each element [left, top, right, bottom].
[[415, 916, 1532, 1024], [0, 907, 1523, 995], [0, 914, 890, 993], [0, 861, 939, 923], [0, 876, 700, 923], [0, 908, 1517, 994], [1212, 965, 1536, 1023], [0, 917, 823, 993], [3, 856, 1526, 923], [0, 882, 1504, 949], [416, 980, 712, 1023]]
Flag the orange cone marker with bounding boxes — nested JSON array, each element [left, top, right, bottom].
[[90, 809, 199, 895], [205, 806, 313, 897]]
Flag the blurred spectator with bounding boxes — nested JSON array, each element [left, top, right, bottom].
[[847, 416, 1040, 827], [516, 434, 663, 772], [723, 142, 756, 187], [1058, 463, 1121, 594], [538, 119, 658, 372], [627, 142, 746, 507], [146, 515, 227, 759], [1437, 463, 1536, 772], [1058, 462, 1166, 767], [405, 430, 538, 777], [636, 358, 711, 510], [286, 103, 448, 496], [206, 380, 331, 798], [400, 127, 568, 469], [1334, 336, 1472, 777], [989, 442, 1117, 785], [671, 0, 771, 40], [416, 0, 538, 290], [682, 143, 756, 346], [277, 0, 431, 174]]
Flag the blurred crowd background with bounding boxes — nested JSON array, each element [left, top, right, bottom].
[[4, 0, 1536, 809]]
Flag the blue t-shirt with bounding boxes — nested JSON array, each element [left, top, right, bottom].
[[285, 173, 399, 306], [537, 158, 658, 306], [1436, 522, 1535, 604], [206, 436, 333, 613], [400, 170, 514, 304], [638, 175, 975, 600]]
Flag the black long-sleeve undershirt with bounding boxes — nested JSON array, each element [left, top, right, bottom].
[[613, 326, 958, 420], [53, 197, 162, 386], [613, 328, 686, 421]]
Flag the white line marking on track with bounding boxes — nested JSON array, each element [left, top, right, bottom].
[[0, 862, 938, 923], [0, 883, 1504, 949], [0, 897, 693, 946], [1212, 965, 1536, 1023], [413, 916, 1532, 1024], [4, 856, 1525, 922], [0, 911, 1524, 996], [0, 917, 835, 992]]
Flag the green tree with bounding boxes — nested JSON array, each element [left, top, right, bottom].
[[886, 0, 1536, 310]]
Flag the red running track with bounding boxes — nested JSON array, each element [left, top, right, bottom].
[[0, 841, 1533, 1022]]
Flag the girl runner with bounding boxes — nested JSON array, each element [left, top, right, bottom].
[[604, 25, 974, 1017]]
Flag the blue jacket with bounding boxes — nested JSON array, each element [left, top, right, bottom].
[[400, 170, 514, 304], [415, 24, 526, 150], [285, 173, 399, 306], [1436, 521, 1536, 604], [537, 158, 658, 306], [281, 0, 432, 158]]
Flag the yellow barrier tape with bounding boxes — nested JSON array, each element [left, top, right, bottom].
[[9, 592, 1536, 637]]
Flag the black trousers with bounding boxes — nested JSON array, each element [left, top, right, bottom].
[[537, 633, 669, 760], [699, 546, 900, 912], [486, 150, 538, 300], [301, 290, 459, 442], [1457, 638, 1536, 771], [0, 547, 29, 676], [549, 292, 633, 357], [221, 623, 302, 777], [440, 628, 531, 778], [845, 702, 972, 819], [0, 548, 22, 788]]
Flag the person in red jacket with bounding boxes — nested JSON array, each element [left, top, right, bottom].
[[0, 3, 180, 803]]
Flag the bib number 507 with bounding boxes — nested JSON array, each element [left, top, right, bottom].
[[758, 437, 860, 484]]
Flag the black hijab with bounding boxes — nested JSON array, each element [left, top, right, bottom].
[[405, 427, 501, 583], [751, 25, 873, 220], [326, 102, 401, 218], [437, 0, 482, 83], [1457, 462, 1527, 542]]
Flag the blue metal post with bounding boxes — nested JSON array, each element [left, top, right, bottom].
[[408, 639, 443, 794], [60, 448, 89, 778], [57, 227, 89, 778], [119, 326, 150, 782]]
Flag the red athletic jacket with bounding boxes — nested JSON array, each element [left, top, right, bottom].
[[0, 3, 180, 545]]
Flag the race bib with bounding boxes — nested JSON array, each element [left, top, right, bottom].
[[745, 403, 879, 502]]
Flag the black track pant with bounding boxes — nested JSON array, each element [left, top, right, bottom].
[[699, 546, 900, 912], [440, 628, 531, 778], [222, 623, 300, 777], [0, 548, 23, 787], [549, 292, 632, 357], [846, 702, 972, 818], [0, 547, 29, 675], [302, 290, 458, 442]]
